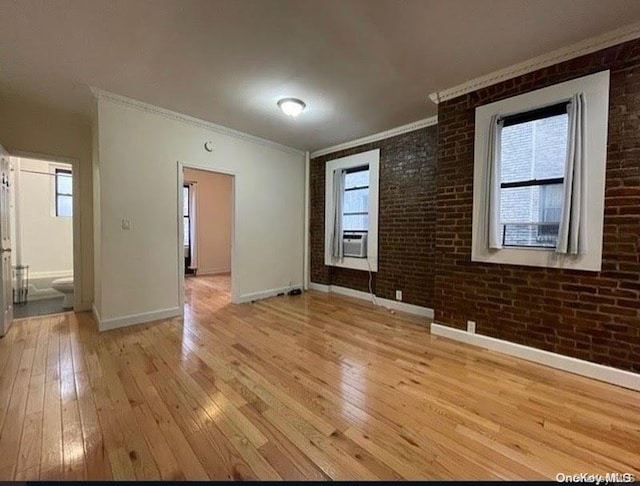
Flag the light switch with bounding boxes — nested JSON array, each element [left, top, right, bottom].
[[122, 218, 131, 230]]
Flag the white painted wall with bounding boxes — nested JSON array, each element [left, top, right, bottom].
[[0, 96, 93, 309], [93, 93, 305, 327], [184, 168, 232, 275]]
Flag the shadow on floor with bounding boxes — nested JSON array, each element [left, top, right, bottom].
[[14, 296, 67, 319]]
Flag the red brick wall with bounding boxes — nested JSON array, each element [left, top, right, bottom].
[[310, 126, 438, 308], [436, 39, 640, 372]]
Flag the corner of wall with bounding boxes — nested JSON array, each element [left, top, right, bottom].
[[91, 97, 102, 317]]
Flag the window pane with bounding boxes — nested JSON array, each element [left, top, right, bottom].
[[57, 195, 72, 217], [343, 214, 368, 231], [540, 183, 563, 223], [344, 188, 368, 214], [183, 217, 190, 246], [538, 183, 563, 242], [183, 187, 189, 216], [345, 168, 369, 189], [499, 111, 568, 248], [57, 171, 72, 194], [501, 113, 568, 184], [502, 224, 557, 248], [501, 186, 536, 225], [500, 184, 562, 247]]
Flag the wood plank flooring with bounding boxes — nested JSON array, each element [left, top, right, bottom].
[[0, 274, 639, 480]]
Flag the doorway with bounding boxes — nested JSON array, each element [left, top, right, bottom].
[[179, 165, 234, 311], [9, 153, 76, 320], [183, 183, 196, 275]]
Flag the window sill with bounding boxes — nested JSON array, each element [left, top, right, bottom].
[[471, 246, 600, 272], [327, 256, 378, 272], [502, 245, 557, 251]]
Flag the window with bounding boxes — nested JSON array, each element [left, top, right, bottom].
[[55, 168, 72, 217], [342, 165, 369, 234], [471, 70, 610, 272], [183, 185, 190, 247], [324, 149, 380, 272], [499, 103, 568, 248]]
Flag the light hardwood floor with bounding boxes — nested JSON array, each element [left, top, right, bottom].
[[1, 275, 639, 480]]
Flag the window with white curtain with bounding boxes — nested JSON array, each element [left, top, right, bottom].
[[324, 149, 380, 272], [471, 70, 610, 272]]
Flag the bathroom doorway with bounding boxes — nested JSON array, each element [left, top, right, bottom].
[[9, 153, 75, 318], [178, 164, 235, 312]]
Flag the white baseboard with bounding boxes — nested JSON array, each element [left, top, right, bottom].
[[97, 306, 182, 332], [238, 285, 302, 304], [197, 267, 231, 276], [379, 297, 434, 318], [308, 282, 330, 292], [430, 323, 640, 392], [309, 282, 434, 318]]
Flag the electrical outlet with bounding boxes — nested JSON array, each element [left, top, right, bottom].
[[467, 320, 476, 334], [395, 290, 402, 301]]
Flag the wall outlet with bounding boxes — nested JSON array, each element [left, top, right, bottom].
[[395, 290, 402, 301], [122, 218, 131, 230], [467, 320, 476, 334]]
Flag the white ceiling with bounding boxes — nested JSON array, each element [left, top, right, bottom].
[[2, 0, 640, 151]]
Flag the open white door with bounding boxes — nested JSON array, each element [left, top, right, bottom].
[[0, 146, 13, 337]]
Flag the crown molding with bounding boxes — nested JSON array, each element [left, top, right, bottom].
[[310, 116, 438, 158], [90, 87, 304, 156], [428, 21, 640, 105]]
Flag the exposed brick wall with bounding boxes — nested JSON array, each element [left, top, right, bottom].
[[436, 39, 640, 372], [310, 126, 438, 308]]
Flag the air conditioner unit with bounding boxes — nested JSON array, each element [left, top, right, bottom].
[[343, 233, 368, 258]]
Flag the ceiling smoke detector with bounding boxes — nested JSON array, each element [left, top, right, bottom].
[[277, 98, 306, 118]]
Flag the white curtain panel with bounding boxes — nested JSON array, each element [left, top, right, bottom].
[[484, 114, 504, 250], [330, 169, 345, 259], [557, 92, 586, 255], [189, 183, 198, 269]]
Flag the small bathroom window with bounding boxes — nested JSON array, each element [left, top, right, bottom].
[[55, 168, 72, 217]]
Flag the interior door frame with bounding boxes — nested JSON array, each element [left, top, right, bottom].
[[9, 149, 82, 311], [0, 146, 12, 336], [176, 161, 237, 311]]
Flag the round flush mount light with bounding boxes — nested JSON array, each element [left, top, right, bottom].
[[277, 98, 306, 118]]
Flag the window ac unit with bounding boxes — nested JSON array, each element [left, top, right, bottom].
[[343, 233, 367, 258]]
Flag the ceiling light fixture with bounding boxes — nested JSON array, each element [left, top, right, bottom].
[[277, 98, 306, 118]]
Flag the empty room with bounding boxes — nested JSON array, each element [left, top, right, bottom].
[[0, 0, 638, 481]]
